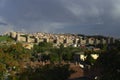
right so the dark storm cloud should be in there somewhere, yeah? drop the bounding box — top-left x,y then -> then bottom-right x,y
0,22 -> 7,25
0,0 -> 120,37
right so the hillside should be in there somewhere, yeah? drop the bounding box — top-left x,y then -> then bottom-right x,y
0,35 -> 14,42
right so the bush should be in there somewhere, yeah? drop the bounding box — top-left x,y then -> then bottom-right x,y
19,64 -> 73,80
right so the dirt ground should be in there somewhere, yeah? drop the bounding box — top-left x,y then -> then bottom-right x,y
68,63 -> 84,80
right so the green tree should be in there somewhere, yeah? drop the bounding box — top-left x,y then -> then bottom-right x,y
62,47 -> 74,61
57,44 -> 64,64
49,53 -> 59,63
19,64 -> 73,80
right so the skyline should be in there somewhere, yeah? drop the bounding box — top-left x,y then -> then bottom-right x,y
0,0 -> 120,38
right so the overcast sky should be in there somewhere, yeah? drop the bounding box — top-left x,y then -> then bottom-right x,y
0,0 -> 120,38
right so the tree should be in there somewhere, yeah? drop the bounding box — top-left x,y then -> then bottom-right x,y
92,48 -> 120,80
62,47 -> 74,61
57,44 -> 64,64
32,42 -> 53,62
0,63 -> 6,80
0,43 -> 31,80
49,53 -> 59,64
19,64 -> 73,80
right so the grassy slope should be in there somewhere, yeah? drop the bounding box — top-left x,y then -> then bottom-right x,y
0,35 -> 14,42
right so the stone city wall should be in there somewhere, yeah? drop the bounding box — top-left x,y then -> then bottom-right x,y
9,31 -> 115,47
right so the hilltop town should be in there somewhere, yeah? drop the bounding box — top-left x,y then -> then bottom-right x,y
7,31 -> 116,48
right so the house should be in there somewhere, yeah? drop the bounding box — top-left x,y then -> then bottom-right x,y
74,52 -> 86,62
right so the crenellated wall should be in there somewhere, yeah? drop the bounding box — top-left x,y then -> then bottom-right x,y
9,31 -> 116,47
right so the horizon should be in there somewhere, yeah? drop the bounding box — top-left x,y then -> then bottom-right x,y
2,31 -> 118,39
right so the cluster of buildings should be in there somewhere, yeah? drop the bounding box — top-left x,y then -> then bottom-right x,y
9,31 -> 116,48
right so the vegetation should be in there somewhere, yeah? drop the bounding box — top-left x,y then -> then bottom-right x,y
89,41 -> 120,80
19,64 -> 73,80
0,42 -> 31,80
0,35 -> 14,42
98,49 -> 120,80
0,42 -> 76,80
0,38 -> 120,80
32,42 -> 81,64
